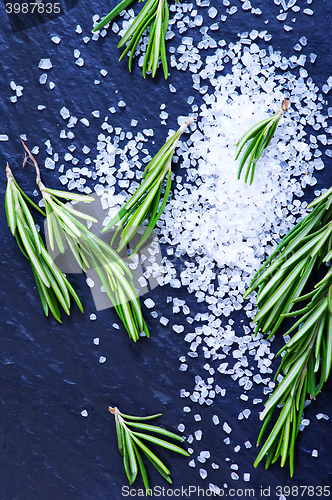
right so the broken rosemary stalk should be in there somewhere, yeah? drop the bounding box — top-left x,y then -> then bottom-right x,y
244,184 -> 332,338
245,187 -> 332,474
235,98 -> 289,184
254,269 -> 332,476
102,117 -> 193,253
23,142 -> 148,341
93,0 -> 171,79
109,406 -> 189,492
5,165 -> 83,322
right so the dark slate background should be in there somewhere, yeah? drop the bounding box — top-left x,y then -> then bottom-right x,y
0,1 -> 331,499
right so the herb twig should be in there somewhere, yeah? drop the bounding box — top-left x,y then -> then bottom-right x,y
246,187 -> 332,474
93,0 -> 171,79
22,142 -> 149,341
235,99 -> 289,184
5,165 -> 83,322
109,406 -> 189,492
102,117 -> 193,253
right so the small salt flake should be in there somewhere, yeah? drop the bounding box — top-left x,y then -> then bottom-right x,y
231,472 -> 239,480
10,96 -> 17,103
223,422 -> 232,434
211,463 -> 219,469
45,158 -> 55,170
244,440 -> 252,449
144,298 -> 155,309
86,277 -> 94,288
131,119 -> 138,127
169,84 -> 176,93
76,58 -> 84,66
194,414 -> 201,421
212,415 -> 219,425
39,74 -> 47,84
0,135 -> 9,141
49,82 -> 55,89
303,8 -> 313,15
160,316 -> 169,326
99,356 -> 106,363
80,118 -> 90,127
51,36 -> 61,44
60,107 -> 70,119
178,423 -> 185,432
183,406 -> 191,412
38,58 -> 52,70
76,25 -> 83,34
189,459 -> 196,467
224,437 -> 230,445
244,473 -> 250,482
113,323 -> 120,329
195,430 -> 202,440
93,337 -> 100,345
74,49 -> 80,58
199,469 -> 207,479
90,313 -> 97,320
312,449 -> 318,457
173,324 -> 184,333
234,445 -> 241,452
81,409 -> 88,417
208,6 -> 217,18
118,100 -> 126,107
83,36 -> 90,43
100,69 -> 108,77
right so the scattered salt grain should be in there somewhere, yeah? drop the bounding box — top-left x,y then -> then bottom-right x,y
199,469 -> 207,479
223,422 -> 232,434
212,415 -> 219,425
76,25 -> 83,34
90,313 -> 97,320
173,325 -> 184,333
81,409 -> 88,417
76,58 -> 84,66
38,58 -> 52,70
160,316 -> 169,326
39,74 -> 47,84
312,449 -> 318,457
0,135 -> 9,141
93,338 -> 100,345
99,356 -> 106,363
178,423 -> 185,432
144,298 -> 155,309
195,430 -> 202,440
51,36 -> 61,44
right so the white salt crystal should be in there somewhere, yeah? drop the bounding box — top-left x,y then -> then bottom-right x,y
212,415 -> 219,425
74,49 -> 80,58
39,74 -> 47,84
45,158 -> 55,170
76,25 -> 82,34
231,472 -> 239,480
194,414 -> 201,421
100,69 -> 108,77
86,277 -> 94,288
38,58 -> 52,70
195,430 -> 202,440
80,118 -> 90,127
160,316 -> 169,326
178,423 -> 185,432
76,58 -> 84,66
113,323 -> 120,329
244,440 -> 252,448
223,422 -> 232,434
0,135 -> 9,141
312,449 -> 318,457
93,338 -> 100,345
208,6 -> 217,18
81,409 -> 88,417
51,36 -> 61,44
169,84 -> 176,93
60,107 -> 70,119
173,325 -> 184,333
199,469 -> 207,479
189,459 -> 196,467
118,100 -> 126,107
90,313 -> 97,320
49,82 -> 55,89
303,8 -> 313,15
144,298 -> 155,309
244,473 -> 250,481
99,356 -> 106,363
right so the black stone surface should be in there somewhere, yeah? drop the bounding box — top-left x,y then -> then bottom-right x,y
0,1 -> 332,499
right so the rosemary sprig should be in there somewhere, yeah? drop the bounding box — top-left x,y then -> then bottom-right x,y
246,187 -> 332,474
93,0 -> 171,79
254,272 -> 332,476
5,165 -> 83,322
235,99 -> 289,184
102,117 -> 193,253
22,142 -> 148,341
109,406 -> 189,492
244,186 -> 332,339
